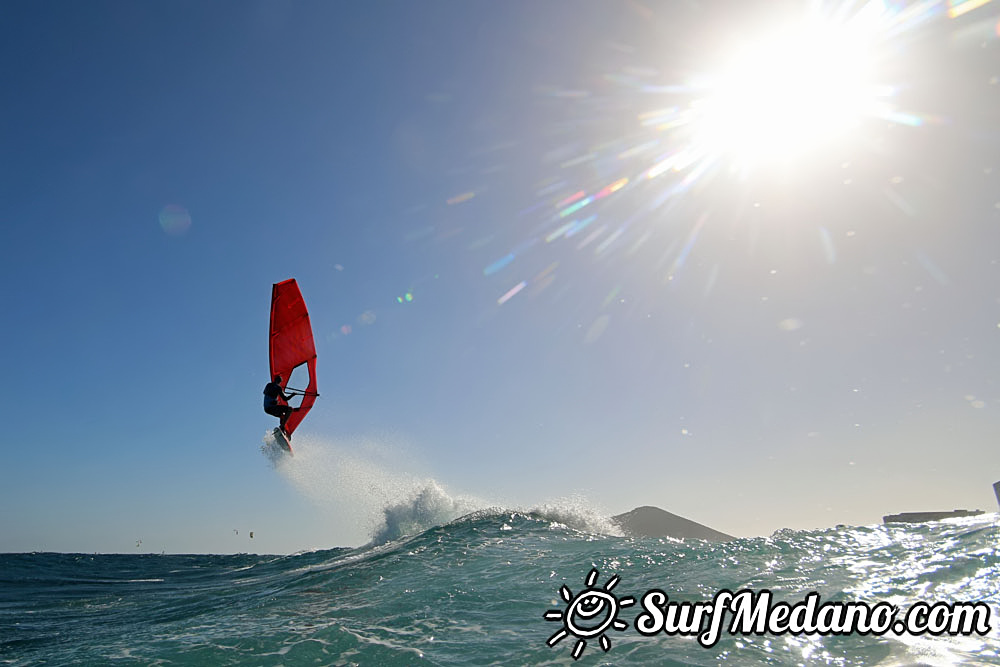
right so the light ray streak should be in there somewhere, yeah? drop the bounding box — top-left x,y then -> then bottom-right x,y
947,0 -> 996,18
670,213 -> 710,277
560,153 -> 597,168
595,177 -> 629,199
914,251 -> 950,285
535,262 -> 559,281
820,227 -> 837,264
484,253 -> 515,276
558,178 -> 628,218
882,187 -> 918,217
559,195 -> 594,218
498,281 -> 527,305
565,215 -> 597,238
595,227 -> 626,255
546,221 -> 577,243
557,190 -> 586,208
617,140 -> 660,160
646,153 -> 683,180
537,181 -> 567,198
577,225 -> 607,250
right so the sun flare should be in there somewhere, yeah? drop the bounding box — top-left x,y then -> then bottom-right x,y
694,16 -> 884,166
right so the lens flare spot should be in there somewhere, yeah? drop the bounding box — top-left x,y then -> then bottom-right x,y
583,314 -> 611,343
447,192 -> 475,205
158,205 -> 191,236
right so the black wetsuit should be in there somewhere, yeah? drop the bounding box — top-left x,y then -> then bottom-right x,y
263,381 -> 293,428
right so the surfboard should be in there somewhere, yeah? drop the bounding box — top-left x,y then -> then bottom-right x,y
272,427 -> 293,454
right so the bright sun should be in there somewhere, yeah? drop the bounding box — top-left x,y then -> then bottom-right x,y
694,16 -> 883,166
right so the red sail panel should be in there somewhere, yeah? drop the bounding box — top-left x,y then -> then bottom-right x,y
269,279 -> 318,437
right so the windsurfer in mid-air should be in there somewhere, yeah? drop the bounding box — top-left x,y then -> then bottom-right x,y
263,374 -> 297,436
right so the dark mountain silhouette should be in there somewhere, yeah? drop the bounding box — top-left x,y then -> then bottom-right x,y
612,506 -> 734,542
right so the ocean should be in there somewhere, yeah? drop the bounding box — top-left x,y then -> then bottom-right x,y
2,504 -> 998,665
4,436 -> 999,665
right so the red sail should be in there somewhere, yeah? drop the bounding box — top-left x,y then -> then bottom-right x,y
269,279 -> 318,437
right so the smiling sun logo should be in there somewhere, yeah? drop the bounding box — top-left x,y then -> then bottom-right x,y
544,568 -> 635,660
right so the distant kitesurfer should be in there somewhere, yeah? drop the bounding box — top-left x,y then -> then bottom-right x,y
263,374 -> 297,435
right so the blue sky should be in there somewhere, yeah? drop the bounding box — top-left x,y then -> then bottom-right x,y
2,0 -> 999,554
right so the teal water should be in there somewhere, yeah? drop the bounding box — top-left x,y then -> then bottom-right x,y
2,509 -> 998,665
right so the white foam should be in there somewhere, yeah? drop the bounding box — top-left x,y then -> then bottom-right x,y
371,481 -> 482,545
528,495 -> 624,537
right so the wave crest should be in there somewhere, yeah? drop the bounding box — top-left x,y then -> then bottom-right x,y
370,481 -> 481,545
267,435 -> 623,548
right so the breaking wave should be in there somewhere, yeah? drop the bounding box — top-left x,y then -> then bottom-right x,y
263,431 -> 622,546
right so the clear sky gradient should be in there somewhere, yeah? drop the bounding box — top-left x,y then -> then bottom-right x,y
2,0 -> 999,554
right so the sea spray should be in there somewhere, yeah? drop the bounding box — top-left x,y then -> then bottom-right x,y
370,481 -> 483,545
263,432 -> 625,545
264,432 -> 491,545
